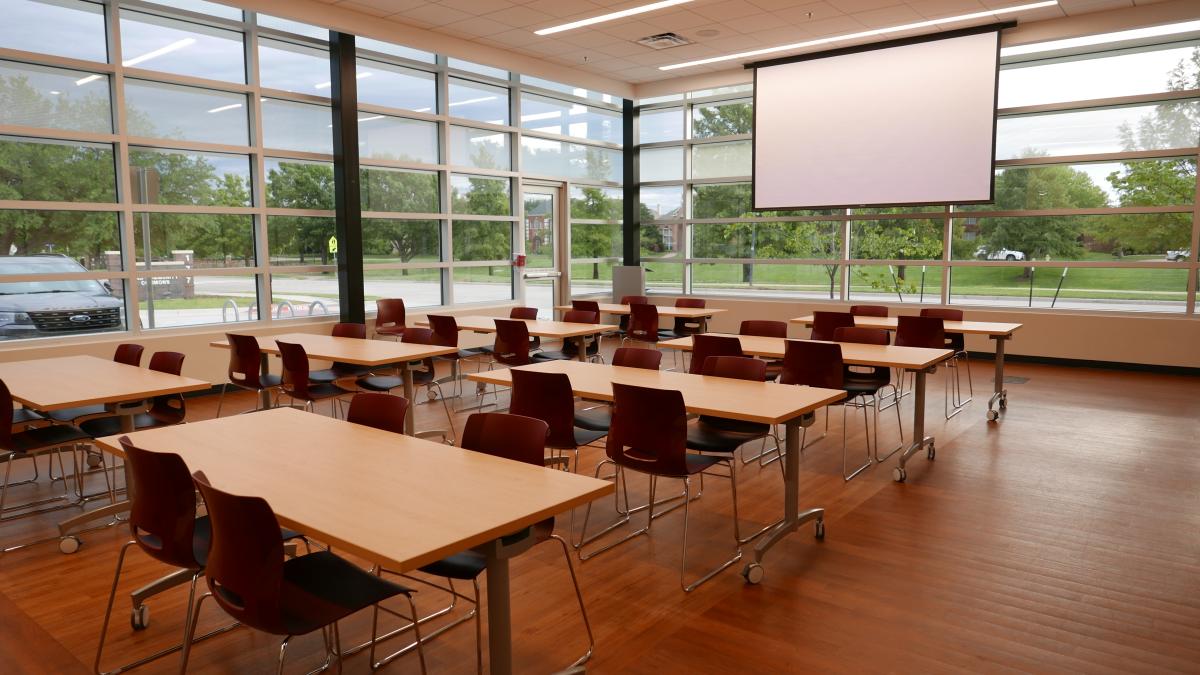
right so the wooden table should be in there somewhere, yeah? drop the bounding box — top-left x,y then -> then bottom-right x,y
93,408 -> 611,675
418,316 -> 616,362
660,335 -> 953,483
791,315 -> 1023,421
210,333 -> 456,434
468,360 -> 845,584
555,303 -> 727,332
0,355 -> 210,550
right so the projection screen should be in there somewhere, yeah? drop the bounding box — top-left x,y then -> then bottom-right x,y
752,26 -> 1003,210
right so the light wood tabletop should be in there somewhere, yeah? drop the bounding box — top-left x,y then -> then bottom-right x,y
659,334 -> 954,371
0,355 -> 211,411
468,359 -> 845,425
553,303 -> 728,319
209,332 -> 457,366
421,315 -> 617,339
93,407 -> 613,573
790,315 -> 1022,336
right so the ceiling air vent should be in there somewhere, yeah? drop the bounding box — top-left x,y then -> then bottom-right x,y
636,32 -> 692,50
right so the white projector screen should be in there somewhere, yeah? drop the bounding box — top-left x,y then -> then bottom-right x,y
752,28 -> 1002,210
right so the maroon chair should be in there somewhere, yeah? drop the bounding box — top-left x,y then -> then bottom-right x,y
616,294 -> 648,336
215,333 -> 281,417
780,340 -> 872,481
851,305 -> 889,317
511,369 -> 606,474
577,383 -> 741,592
276,341 -> 354,416
688,334 -> 744,375
427,314 -> 488,398
510,306 -> 542,352
659,298 -> 707,340
622,303 -> 660,347
365,412 -> 593,672
921,308 -> 973,418
833,326 -> 904,464
346,392 -> 408,435
573,348 -> 662,433
492,319 -> 554,368
810,311 -> 856,342
739,320 -> 787,381
539,309 -> 602,362
571,300 -> 600,315
310,323 -> 372,384
80,351 -> 188,437
374,298 -> 406,340
47,343 -> 145,424
362,328 -> 456,442
182,472 -> 425,673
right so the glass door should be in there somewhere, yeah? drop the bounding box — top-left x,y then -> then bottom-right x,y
521,184 -> 564,318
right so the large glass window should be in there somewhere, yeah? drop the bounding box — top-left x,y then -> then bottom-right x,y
999,44 -> 1200,108
265,159 -> 334,209
258,40 -> 330,96
640,107 -> 684,144
359,114 -> 438,164
0,61 -> 112,133
0,136 -> 116,202
448,78 -> 508,125
261,99 -> 332,153
129,148 -> 251,206
4,0 -> 107,63
520,93 -> 621,143
125,80 -> 249,145
120,11 -> 246,83
361,167 -> 439,214
357,59 -> 436,112
520,137 -> 620,182
996,101 -> 1200,159
450,126 -> 510,170
450,175 -> 511,216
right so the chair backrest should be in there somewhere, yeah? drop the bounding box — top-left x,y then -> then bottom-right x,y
810,311 -> 856,342
612,347 -> 661,370
426,315 -> 460,348
559,309 -> 600,357
562,309 -> 598,324
276,341 -> 314,400
0,380 -> 16,450
192,471 -> 288,635
225,333 -> 268,390
332,322 -> 366,339
702,355 -> 765,381
850,305 -> 889,317
346,392 -> 409,435
833,326 -> 890,346
780,340 -> 844,389
739,320 -> 787,338
119,436 -> 202,569
509,369 -> 578,449
146,351 -> 186,425
400,326 -> 438,371
627,303 -> 659,344
113,343 -> 145,367
571,300 -> 600,314
671,297 -> 706,334
689,333 -> 744,375
493,319 -> 532,366
375,299 -> 406,333
919,308 -> 964,350
618,296 -> 648,331
895,316 -> 945,349
460,413 -> 549,467
509,307 -> 538,320
607,383 -> 688,476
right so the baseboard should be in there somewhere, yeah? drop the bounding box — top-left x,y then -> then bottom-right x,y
965,351 -> 1200,377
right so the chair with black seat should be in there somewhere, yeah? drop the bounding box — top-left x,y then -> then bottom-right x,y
215,333 -> 282,418
509,306 -> 542,353
809,310 -> 856,341
181,472 -> 426,674
573,348 -> 661,435
80,351 -> 188,438
620,302 -> 661,350
426,314 -> 484,400
355,327 -> 456,443
477,319 -> 554,408
739,320 -> 788,381
45,343 -> 145,425
95,437 -> 307,674
920,308 -> 972,418
895,314 -> 949,415
780,340 -> 874,481
685,356 -> 784,543
276,341 -> 354,417
363,412 -> 593,673
309,323 -> 373,385
688,333 -> 744,375
374,298 -> 406,341
510,369 -> 606,474
537,309 -> 602,363
571,299 -> 600,314
614,294 -> 648,339
577,383 -> 742,592
658,298 -> 707,340
851,305 -> 889,317
834,326 -> 904,463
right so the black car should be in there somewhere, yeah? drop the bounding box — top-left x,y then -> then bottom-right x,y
0,255 -> 124,339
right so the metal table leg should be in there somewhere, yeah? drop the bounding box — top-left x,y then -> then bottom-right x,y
575,336 -> 588,362
401,363 -> 415,435
741,415 -> 824,584
475,532 -> 537,675
258,353 -> 272,410
892,369 -> 935,482
986,335 -> 1009,422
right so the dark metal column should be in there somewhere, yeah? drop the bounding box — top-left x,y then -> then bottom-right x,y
622,98 -> 640,266
330,31 -> 365,323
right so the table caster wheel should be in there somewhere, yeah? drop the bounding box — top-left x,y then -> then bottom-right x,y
999,396 -> 1007,410
742,563 -> 764,585
59,536 -> 81,554
426,389 -> 438,402
986,409 -> 999,422
814,520 -> 825,540
926,445 -> 936,461
86,452 -> 102,469
892,467 -> 906,483
131,604 -> 150,631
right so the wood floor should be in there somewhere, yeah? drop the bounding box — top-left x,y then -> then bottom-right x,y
1,351 -> 1198,674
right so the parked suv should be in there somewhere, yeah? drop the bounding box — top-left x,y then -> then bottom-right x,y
1166,249 -> 1191,262
0,255 -> 123,340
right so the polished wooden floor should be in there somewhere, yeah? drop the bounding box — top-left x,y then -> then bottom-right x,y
1,350 -> 1198,674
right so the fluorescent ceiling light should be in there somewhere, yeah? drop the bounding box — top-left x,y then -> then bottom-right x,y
449,96 -> 496,107
123,38 -> 196,68
75,74 -> 102,86
207,103 -> 242,113
1002,19 -> 1200,56
535,0 -> 693,36
661,0 -> 1059,71
314,72 -> 373,90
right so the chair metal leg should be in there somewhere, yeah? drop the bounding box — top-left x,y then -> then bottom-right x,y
680,476 -> 743,592
215,383 -> 228,418
727,457 -> 783,545
549,534 -> 594,667
842,400 -> 872,482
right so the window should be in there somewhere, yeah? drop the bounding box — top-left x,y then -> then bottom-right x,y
357,38 -> 435,64
448,78 -> 508,125
691,101 -> 751,138
261,99 -> 331,153
125,80 -> 249,145
449,126 -> 510,170
360,115 -> 438,164
448,59 -> 507,80
450,174 -> 511,216
140,1 -> 243,21
0,136 -> 116,202
640,146 -> 683,182
996,102 -> 1200,159
520,93 -> 621,144
119,12 -> 246,83
3,0 -> 107,63
0,210 -> 120,268
520,137 -> 620,182
265,159 -> 334,209
356,59 -> 436,113
570,185 -> 622,298
640,107 -> 684,143
0,61 -> 112,133
998,43 -> 1200,108
258,40 -> 330,96
691,141 -> 751,179
257,14 -> 327,41
129,148 -> 251,206
361,167 -> 439,214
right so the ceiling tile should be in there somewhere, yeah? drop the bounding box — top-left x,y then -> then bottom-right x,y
483,5 -> 550,28
724,13 -> 788,32
522,0 -> 606,21
828,0 -> 907,11
851,4 -> 927,27
438,0 -> 515,12
394,3 -> 474,25
772,2 -> 846,24
337,0 -> 429,15
692,0 -> 768,22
